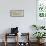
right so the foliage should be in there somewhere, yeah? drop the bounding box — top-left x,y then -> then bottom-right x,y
32,24 -> 45,30
40,26 -> 45,29
32,25 -> 39,30
33,32 -> 46,39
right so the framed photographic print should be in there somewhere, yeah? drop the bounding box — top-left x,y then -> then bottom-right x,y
10,10 -> 24,17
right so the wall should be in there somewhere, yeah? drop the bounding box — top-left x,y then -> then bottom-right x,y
0,0 -> 36,42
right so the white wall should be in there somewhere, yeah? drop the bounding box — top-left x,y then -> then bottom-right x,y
0,0 -> 36,42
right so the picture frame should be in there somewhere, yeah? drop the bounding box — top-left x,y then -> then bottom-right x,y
10,10 -> 24,17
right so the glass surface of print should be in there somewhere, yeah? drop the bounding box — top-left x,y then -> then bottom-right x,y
10,10 -> 24,17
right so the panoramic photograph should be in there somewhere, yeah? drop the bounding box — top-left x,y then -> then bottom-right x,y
0,0 -> 46,46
